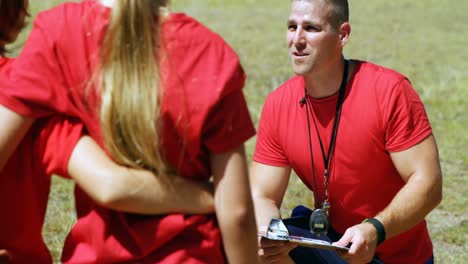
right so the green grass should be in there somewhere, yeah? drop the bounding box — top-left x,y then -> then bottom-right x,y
11,0 -> 467,263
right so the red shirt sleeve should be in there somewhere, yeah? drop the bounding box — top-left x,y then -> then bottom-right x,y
33,116 -> 84,178
0,8 -> 77,118
162,16 -> 256,154
383,78 -> 432,152
203,88 -> 256,153
253,94 -> 289,166
198,39 -> 256,153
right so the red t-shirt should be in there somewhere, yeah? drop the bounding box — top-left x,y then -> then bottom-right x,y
0,56 -> 10,69
0,1 -> 255,263
1,57 -> 83,264
254,61 -> 433,263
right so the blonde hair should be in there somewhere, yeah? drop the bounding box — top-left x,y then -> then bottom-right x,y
99,0 -> 167,173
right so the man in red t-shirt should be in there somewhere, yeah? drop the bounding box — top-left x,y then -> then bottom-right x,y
251,0 -> 442,263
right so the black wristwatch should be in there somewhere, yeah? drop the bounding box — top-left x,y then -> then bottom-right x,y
363,217 -> 386,246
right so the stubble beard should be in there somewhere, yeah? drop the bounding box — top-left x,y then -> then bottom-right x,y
291,58 -> 312,76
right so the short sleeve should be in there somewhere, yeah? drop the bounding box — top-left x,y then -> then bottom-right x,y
384,78 -> 432,152
203,89 -> 255,153
33,117 -> 84,178
253,95 -> 289,166
0,11 -> 72,118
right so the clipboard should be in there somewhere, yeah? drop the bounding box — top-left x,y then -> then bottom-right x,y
259,218 -> 349,252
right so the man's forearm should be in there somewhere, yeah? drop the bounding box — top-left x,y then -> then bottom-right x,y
253,197 -> 282,232
376,136 -> 443,240
375,171 -> 442,239
249,162 -> 291,231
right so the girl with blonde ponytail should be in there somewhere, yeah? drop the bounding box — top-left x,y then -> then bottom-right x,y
0,0 -> 259,263
99,0 -> 165,172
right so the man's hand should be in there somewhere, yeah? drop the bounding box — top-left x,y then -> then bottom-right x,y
258,236 -> 297,263
333,223 -> 378,264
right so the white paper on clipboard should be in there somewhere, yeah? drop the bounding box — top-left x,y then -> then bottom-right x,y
259,218 -> 349,252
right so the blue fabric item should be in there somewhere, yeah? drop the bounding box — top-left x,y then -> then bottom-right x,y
291,205 -> 313,218
424,255 -> 434,264
286,205 -> 385,264
286,205 -> 434,264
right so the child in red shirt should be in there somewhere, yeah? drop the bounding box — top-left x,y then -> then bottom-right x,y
0,1 -> 216,263
0,1 -> 258,263
0,2 -> 80,262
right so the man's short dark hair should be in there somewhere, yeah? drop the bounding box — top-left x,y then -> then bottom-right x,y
291,0 -> 349,29
326,0 -> 349,29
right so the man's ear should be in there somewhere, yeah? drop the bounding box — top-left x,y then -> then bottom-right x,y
339,22 -> 351,47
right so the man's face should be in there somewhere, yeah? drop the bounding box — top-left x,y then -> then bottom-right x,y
286,0 -> 343,76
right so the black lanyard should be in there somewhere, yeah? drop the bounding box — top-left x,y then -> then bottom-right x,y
304,59 -> 349,209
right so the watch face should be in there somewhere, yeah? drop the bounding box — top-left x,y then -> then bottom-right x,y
310,209 -> 329,235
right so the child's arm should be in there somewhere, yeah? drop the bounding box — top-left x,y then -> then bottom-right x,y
211,145 -> 259,264
68,136 -> 214,214
0,105 -> 34,171
35,117 -> 214,215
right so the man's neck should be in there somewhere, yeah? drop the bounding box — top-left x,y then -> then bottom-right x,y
303,59 -> 354,99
